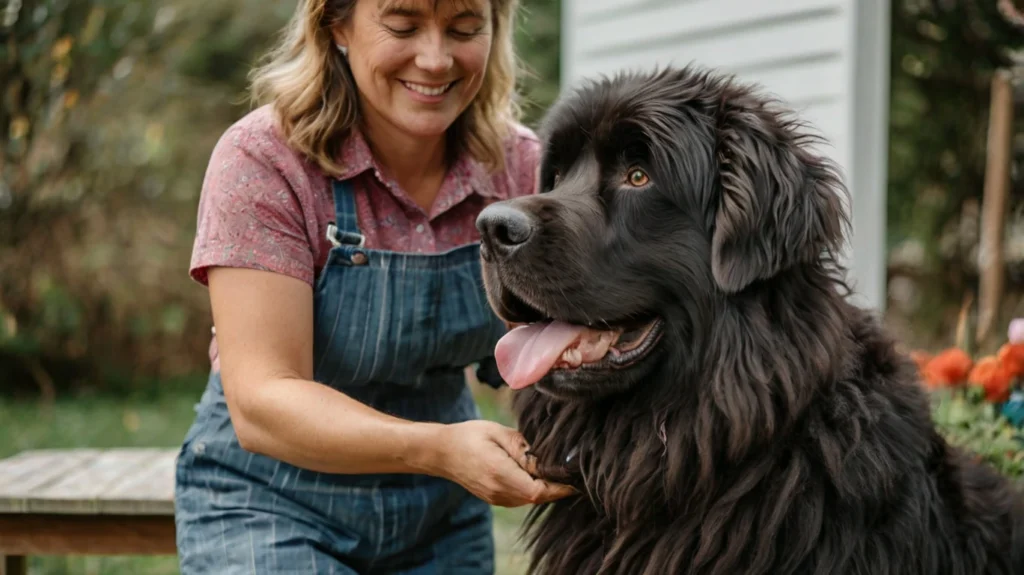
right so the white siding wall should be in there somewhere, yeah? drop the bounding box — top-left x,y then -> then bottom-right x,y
560,0 -> 890,311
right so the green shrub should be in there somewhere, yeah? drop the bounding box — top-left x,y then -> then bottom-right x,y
931,387 -> 1024,479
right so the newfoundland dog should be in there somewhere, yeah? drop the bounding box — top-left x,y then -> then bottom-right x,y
475,65 -> 1024,574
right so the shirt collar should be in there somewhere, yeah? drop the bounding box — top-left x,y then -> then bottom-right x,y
334,127 -> 501,212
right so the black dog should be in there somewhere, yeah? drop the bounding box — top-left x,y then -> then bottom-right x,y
475,65 -> 1024,574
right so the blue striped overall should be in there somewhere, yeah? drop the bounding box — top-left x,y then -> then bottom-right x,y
174,178 -> 509,574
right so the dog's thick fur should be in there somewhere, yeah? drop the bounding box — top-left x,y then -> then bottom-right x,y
477,66 -> 1024,574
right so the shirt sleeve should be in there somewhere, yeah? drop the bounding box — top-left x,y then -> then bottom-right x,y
509,124 -> 542,198
189,126 -> 315,287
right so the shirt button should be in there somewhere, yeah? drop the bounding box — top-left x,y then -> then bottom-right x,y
351,252 -> 368,265
416,224 -> 425,233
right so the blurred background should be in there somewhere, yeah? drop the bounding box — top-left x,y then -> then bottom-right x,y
0,0 -> 1022,573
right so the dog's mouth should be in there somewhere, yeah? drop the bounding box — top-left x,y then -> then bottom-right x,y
493,290 -> 665,390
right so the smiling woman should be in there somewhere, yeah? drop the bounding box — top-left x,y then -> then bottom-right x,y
340,0 -> 491,119
172,0 -> 575,573
249,0 -> 521,207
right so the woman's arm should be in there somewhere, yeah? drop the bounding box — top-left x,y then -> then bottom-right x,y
207,266 -> 573,507
209,265 -> 431,474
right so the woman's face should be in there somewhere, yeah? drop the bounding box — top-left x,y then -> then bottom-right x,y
334,0 -> 494,142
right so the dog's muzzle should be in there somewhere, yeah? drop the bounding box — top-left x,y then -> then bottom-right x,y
476,203 -> 536,260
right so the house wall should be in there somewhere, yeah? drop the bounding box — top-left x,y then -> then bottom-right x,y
559,0 -> 891,311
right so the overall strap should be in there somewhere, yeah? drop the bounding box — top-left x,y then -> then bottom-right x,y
327,179 -> 365,247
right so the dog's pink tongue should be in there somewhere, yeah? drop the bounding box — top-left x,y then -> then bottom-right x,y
495,321 -> 586,389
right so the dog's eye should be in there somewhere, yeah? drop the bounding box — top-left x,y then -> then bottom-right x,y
626,168 -> 650,188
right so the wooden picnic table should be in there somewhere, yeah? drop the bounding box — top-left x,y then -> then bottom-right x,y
0,447 -> 178,575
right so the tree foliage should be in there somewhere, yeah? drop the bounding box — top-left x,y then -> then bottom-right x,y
0,0 -> 294,393
885,0 -> 1024,345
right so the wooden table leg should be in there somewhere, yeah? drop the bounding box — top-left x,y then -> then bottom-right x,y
2,555 -> 27,575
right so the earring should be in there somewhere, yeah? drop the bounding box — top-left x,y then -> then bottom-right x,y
336,43 -> 348,56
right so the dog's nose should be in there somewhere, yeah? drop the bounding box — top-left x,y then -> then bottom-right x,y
476,203 -> 535,256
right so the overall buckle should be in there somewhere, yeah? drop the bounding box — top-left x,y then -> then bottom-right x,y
326,222 -> 366,248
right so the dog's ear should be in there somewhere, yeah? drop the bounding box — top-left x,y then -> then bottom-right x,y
710,96 -> 849,293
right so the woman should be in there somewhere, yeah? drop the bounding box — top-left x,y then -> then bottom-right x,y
173,0 -> 574,572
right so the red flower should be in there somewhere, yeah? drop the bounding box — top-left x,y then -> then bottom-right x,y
922,348 -> 973,389
967,356 -> 1013,403
996,342 -> 1024,379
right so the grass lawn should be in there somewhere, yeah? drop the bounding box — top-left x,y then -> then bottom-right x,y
0,377 -> 533,575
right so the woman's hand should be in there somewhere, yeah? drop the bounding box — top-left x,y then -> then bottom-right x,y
428,420 -> 577,507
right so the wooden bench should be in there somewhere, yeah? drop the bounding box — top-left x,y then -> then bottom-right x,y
0,448 -> 178,575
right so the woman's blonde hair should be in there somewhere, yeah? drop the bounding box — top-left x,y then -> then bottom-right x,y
249,0 -> 523,175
